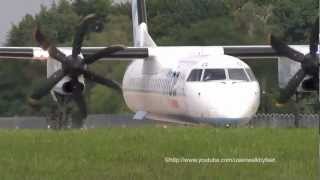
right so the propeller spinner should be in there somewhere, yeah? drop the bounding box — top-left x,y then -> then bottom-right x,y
30,14 -> 124,121
270,17 -> 319,105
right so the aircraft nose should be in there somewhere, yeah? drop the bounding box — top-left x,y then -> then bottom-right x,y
186,81 -> 260,126
208,83 -> 260,125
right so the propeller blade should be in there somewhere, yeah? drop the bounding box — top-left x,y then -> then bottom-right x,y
30,69 -> 66,100
71,81 -> 87,121
278,68 -> 306,104
310,17 -> 319,55
33,27 -> 50,50
72,14 -> 97,57
48,46 -> 68,64
83,70 -> 122,92
270,35 -> 305,63
83,46 -> 125,64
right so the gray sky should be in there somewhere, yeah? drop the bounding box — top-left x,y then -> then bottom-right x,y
0,0 -> 56,45
0,0 -> 129,45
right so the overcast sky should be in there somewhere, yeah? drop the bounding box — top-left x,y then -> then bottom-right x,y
0,0 -> 57,45
0,0 -> 129,45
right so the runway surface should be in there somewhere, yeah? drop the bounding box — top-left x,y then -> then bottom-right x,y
0,114 -> 153,129
0,114 -> 318,129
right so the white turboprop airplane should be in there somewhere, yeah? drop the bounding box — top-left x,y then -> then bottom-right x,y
0,0 -> 317,127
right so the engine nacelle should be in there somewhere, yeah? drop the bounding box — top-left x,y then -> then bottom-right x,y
47,48 -> 86,95
51,76 -> 85,95
62,80 -> 85,94
277,46 -> 310,92
301,77 -> 319,91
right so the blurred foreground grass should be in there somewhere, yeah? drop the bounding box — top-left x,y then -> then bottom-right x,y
0,127 -> 317,180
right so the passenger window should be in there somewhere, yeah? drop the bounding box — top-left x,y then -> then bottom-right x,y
203,69 -> 226,81
187,69 -> 202,82
245,68 -> 256,81
228,69 -> 249,81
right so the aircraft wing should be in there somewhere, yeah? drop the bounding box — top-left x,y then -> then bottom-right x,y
85,45 -> 307,60
81,47 -> 148,59
0,47 -> 149,61
0,47 -> 35,60
224,46 -> 277,59
0,45 -> 309,61
223,45 -> 309,60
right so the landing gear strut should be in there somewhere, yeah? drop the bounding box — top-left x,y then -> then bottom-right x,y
46,93 -> 85,129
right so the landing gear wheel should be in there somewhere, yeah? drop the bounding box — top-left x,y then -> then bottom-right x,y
71,109 -> 85,129
46,104 -> 72,130
46,93 -> 73,129
45,92 -> 88,129
225,123 -> 231,128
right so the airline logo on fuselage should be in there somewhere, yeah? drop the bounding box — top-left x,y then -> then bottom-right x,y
169,99 -> 179,109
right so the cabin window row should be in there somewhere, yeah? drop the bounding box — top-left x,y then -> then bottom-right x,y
126,78 -> 184,96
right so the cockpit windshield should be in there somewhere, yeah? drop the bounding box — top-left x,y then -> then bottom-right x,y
187,68 -> 255,82
245,68 -> 256,81
203,69 -> 226,81
187,69 -> 202,82
228,69 -> 249,81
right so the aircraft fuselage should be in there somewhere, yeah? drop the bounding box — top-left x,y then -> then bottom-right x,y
122,47 -> 260,126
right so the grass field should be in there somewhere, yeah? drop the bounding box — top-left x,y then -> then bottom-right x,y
0,127 -> 318,180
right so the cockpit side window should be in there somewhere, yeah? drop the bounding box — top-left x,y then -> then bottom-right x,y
187,69 -> 203,82
203,69 -> 226,81
245,68 -> 256,81
228,69 -> 249,81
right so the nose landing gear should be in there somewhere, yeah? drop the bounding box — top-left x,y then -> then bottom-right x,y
225,123 -> 231,128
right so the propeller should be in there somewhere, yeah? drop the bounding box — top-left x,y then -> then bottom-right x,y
270,17 -> 319,105
30,14 -> 124,121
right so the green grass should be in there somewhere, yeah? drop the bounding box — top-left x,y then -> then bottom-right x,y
0,127 -> 317,180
